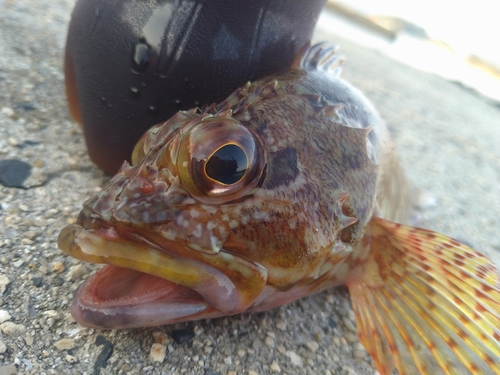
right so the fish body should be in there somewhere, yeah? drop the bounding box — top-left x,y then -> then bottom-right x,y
59,44 -> 500,375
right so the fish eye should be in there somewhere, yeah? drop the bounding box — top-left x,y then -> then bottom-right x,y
205,144 -> 248,185
176,118 -> 266,203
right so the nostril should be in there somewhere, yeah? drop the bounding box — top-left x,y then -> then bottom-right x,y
139,180 -> 153,194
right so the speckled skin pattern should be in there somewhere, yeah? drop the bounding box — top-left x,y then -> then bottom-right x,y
58,44 -> 500,375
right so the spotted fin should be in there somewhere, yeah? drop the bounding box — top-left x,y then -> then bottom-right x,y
346,216 -> 500,375
292,42 -> 344,76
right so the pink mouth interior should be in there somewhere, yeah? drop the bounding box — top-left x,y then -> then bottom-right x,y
71,265 -> 225,329
79,265 -> 205,307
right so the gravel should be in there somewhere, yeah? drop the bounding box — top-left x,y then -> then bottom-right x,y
1,0 -> 499,374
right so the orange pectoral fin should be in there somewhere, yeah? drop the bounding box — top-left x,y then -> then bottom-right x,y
346,216 -> 500,375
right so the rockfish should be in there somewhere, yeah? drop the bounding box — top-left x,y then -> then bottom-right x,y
58,43 -> 500,375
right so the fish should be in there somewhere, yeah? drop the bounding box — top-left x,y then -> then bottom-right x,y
58,43 -> 500,375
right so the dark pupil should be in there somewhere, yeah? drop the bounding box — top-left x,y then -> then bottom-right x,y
205,144 -> 247,184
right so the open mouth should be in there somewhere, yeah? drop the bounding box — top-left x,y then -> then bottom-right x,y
58,224 -> 267,329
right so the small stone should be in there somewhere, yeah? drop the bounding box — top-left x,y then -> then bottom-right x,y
7,137 -> 19,146
152,331 -> 169,344
33,277 -> 43,287
0,340 -> 7,354
65,354 -> 78,363
170,329 -> 194,344
0,159 -> 32,188
94,335 -> 114,374
45,208 -> 59,218
0,274 -> 10,294
341,365 -> 357,375
1,107 -> 15,117
149,343 -> 166,362
306,340 -> 319,352
25,334 -> 34,346
67,264 -> 89,280
54,338 -> 76,351
270,360 -> 281,372
345,332 -> 358,343
52,261 -> 65,272
13,259 -> 23,268
343,316 -> 356,333
0,322 -> 27,336
248,371 -> 259,375
275,320 -> 286,331
0,364 -> 16,375
328,317 -> 337,328
286,351 -> 303,367
277,345 -> 286,354
264,336 -> 275,348
0,310 -> 11,324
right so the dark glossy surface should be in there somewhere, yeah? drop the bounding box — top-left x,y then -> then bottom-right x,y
65,0 -> 327,173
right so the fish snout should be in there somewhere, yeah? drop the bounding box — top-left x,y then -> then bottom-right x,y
84,162 -> 190,225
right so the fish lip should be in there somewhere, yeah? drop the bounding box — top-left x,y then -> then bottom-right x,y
58,222 -> 268,328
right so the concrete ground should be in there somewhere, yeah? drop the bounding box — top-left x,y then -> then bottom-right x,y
0,1 -> 499,374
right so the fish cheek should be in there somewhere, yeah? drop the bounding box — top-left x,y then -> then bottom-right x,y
225,218 -> 318,286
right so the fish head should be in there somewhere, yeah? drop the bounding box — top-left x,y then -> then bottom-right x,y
59,44 -> 381,328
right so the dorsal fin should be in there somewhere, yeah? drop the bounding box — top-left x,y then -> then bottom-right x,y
292,42 -> 344,77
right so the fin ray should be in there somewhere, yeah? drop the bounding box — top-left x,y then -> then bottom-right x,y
346,217 -> 500,375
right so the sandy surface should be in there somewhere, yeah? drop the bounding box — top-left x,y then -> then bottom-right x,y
1,1 -> 499,374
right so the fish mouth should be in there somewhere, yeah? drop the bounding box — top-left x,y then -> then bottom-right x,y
58,224 -> 268,329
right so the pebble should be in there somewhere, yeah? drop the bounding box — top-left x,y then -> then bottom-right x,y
248,371 -> 259,375
306,340 -> 319,352
286,351 -> 303,367
264,336 -> 275,348
1,107 -> 15,117
152,331 -> 170,344
170,328 -> 194,344
345,332 -> 358,344
0,364 -> 16,375
0,322 -> 27,336
67,264 -> 89,280
65,354 -> 78,364
25,334 -> 34,346
149,343 -> 166,363
275,320 -> 286,331
44,208 -> 59,218
0,159 -> 32,188
52,261 -> 65,272
94,335 -> 114,374
0,274 -> 10,294
270,360 -> 281,373
353,345 -> 366,359
0,310 -> 11,324
343,316 -> 357,333
0,340 -> 6,354
54,338 -> 76,350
